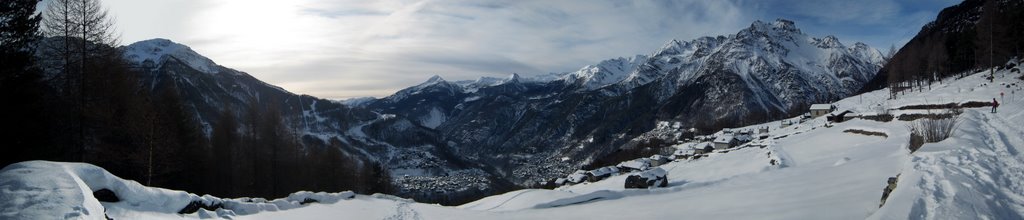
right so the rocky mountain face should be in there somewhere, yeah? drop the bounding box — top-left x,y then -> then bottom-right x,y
367,19 -> 883,186
869,0 -> 1024,91
118,19 -> 881,203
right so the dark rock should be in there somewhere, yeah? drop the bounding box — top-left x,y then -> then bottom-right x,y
624,169 -> 668,189
300,198 -> 319,205
178,200 -> 223,214
92,189 -> 119,203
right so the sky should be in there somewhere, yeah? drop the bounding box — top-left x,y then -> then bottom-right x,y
44,0 -> 962,99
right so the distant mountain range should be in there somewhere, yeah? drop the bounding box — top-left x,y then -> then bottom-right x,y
118,19 -> 882,204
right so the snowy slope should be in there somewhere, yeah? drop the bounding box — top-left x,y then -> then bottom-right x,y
5,68 -> 1020,219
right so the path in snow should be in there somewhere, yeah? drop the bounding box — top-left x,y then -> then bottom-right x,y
900,110 -> 1024,220
384,201 -> 421,220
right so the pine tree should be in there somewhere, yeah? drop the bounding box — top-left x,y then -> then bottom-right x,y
211,108 -> 239,196
0,0 -> 49,168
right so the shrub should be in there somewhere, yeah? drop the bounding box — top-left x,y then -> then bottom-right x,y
906,109 -> 960,152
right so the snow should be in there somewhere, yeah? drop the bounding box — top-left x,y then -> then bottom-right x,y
810,104 -> 834,110
339,97 -> 376,107
562,55 -> 647,90
0,161 -> 358,219
3,69 -> 1024,219
713,134 -> 735,144
122,38 -> 222,74
616,158 -> 651,171
418,107 -> 446,129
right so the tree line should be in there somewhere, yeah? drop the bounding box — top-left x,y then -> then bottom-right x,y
1,0 -> 391,199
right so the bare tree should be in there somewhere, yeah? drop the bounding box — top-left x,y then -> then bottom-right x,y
40,0 -> 118,161
883,44 -> 897,65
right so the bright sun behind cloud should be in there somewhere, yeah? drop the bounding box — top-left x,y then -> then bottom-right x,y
190,0 -> 332,67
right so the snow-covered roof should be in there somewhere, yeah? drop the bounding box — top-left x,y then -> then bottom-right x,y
634,167 -> 667,180
673,148 -> 693,155
650,155 -> 667,161
735,134 -> 754,142
588,167 -> 619,177
714,135 -> 735,144
809,104 -> 833,110
617,158 -> 651,170
567,170 -> 588,183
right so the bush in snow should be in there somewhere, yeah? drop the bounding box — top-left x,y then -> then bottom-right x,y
906,109 -> 961,152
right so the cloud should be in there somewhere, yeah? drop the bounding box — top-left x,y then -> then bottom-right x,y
91,0 -> 961,99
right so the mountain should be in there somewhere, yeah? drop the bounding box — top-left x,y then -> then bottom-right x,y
11,65 -> 1023,219
119,39 -> 512,204
107,19 -> 881,203
367,19 -> 883,187
562,55 -> 648,91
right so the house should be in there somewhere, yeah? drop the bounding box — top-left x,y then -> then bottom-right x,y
735,133 -> 754,144
809,104 -> 836,118
617,158 -> 652,172
843,113 -> 859,121
695,142 -> 714,154
721,129 -> 735,135
672,148 -> 693,160
649,155 -> 670,166
713,135 -> 738,149
554,178 -> 567,186
826,110 -> 855,122
566,170 -> 588,184
586,166 -> 619,182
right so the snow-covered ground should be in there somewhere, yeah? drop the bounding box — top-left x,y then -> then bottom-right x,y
2,69 -> 1022,219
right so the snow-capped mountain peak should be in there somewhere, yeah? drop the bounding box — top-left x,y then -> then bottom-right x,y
746,19 -> 802,35
422,74 -> 446,85
563,55 -> 648,90
770,18 -> 800,33
814,35 -> 844,48
121,38 -> 221,74
499,73 -> 522,85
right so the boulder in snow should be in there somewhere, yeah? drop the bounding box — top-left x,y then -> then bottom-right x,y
624,168 -> 668,189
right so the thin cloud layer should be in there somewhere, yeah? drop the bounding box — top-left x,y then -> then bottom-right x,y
87,0 -> 959,99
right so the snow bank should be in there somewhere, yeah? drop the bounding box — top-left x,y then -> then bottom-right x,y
0,161 -> 106,220
0,161 -> 356,219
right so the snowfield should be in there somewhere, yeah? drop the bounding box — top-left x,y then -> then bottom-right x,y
2,69 -> 1022,219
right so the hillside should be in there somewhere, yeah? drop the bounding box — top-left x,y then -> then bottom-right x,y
4,60 -> 1020,220
871,0 -> 1024,92
366,19 -> 883,189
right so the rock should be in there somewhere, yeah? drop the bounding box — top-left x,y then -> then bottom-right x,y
178,200 -> 224,214
300,198 -> 319,205
624,168 -> 668,189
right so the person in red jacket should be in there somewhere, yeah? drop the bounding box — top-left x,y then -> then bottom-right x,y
992,98 -> 999,113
